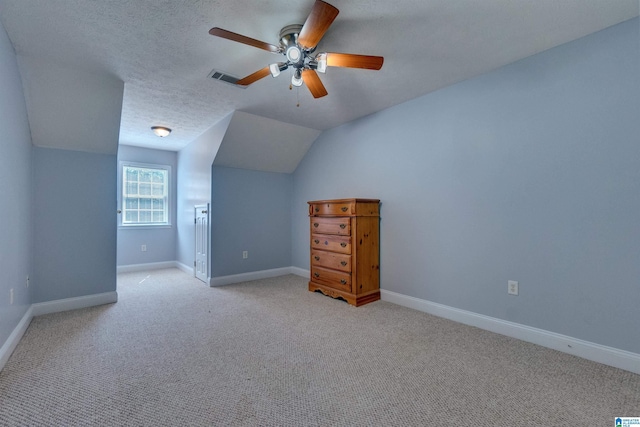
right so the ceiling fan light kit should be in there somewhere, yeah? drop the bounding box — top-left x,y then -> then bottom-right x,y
208,0 -> 383,99
269,62 -> 288,78
315,53 -> 327,73
286,45 -> 302,63
292,69 -> 304,87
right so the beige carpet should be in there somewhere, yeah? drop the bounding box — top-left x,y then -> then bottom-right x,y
1,268 -> 638,426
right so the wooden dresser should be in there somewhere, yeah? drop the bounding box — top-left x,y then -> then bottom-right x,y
308,198 -> 380,306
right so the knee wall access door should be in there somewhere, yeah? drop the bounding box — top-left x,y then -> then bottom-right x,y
195,204 -> 209,283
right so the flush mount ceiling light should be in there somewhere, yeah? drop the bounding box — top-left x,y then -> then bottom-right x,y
151,126 -> 171,137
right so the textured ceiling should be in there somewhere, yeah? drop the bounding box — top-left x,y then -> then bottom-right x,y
1,0 -> 638,152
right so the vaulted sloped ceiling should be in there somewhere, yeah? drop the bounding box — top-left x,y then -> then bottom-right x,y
214,111 -> 320,173
1,0 -> 637,153
18,56 -> 124,155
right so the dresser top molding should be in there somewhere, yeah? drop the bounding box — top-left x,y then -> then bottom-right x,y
307,198 -> 380,204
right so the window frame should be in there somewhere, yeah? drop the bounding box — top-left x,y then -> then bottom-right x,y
118,161 -> 172,229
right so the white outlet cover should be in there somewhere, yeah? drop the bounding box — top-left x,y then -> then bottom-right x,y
508,280 -> 519,295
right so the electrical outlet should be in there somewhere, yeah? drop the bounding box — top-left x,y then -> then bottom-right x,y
508,280 -> 519,296
242,251 -> 248,259
9,288 -> 14,305
141,245 -> 147,252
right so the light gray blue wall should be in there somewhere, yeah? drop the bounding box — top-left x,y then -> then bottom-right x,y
0,20 -> 32,347
117,145 -> 177,266
32,147 -> 117,303
211,166 -> 292,277
292,18 -> 640,353
176,113 -> 232,270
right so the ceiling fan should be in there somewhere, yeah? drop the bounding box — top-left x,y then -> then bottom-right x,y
209,0 -> 383,99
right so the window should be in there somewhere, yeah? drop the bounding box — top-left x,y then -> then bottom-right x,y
120,162 -> 170,226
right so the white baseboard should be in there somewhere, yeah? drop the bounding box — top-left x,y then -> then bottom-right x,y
175,261 -> 194,275
210,267 -> 296,287
31,291 -> 118,316
117,261 -> 180,274
290,267 -> 309,278
381,289 -> 640,375
1,291 -> 118,372
0,306 -> 34,372
117,263 -> 307,284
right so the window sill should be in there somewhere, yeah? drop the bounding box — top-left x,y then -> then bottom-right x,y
118,224 -> 173,230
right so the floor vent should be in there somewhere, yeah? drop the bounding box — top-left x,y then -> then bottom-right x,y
208,69 -> 245,87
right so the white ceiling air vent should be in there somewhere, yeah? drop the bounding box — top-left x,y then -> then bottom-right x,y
208,69 -> 246,88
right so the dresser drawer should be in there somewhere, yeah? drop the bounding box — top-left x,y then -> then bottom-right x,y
311,250 -> 351,272
310,217 -> 351,235
309,201 -> 353,216
311,234 -> 351,254
311,267 -> 351,292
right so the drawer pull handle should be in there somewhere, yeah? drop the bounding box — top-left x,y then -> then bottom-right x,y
314,272 -> 320,278
315,207 -> 319,212
341,207 -> 348,212
339,224 -> 346,229
314,256 -> 320,261
340,261 -> 347,266
340,279 -> 347,285
314,239 -> 320,244
340,242 -> 347,248
313,223 -> 319,228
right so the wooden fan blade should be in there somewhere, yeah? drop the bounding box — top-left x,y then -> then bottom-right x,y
302,69 -> 328,98
209,27 -> 280,53
236,66 -> 271,86
326,53 -> 384,70
297,0 -> 339,49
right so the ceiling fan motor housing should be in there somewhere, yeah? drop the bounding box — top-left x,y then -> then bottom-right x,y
280,24 -> 308,66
